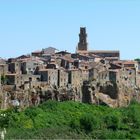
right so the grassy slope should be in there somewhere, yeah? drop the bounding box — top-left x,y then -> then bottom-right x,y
1,100 -> 140,139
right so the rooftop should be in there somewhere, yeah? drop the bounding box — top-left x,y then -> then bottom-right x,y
89,50 -> 120,53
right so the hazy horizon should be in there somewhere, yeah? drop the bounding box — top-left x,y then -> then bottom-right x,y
0,0 -> 140,60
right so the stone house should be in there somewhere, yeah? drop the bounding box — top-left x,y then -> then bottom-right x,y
0,58 -> 6,64
123,61 -> 135,69
136,70 -> 140,88
21,58 -> 44,74
6,73 -> 40,88
79,61 -> 89,81
60,56 -> 74,69
39,69 -> 58,86
109,67 -> 136,88
135,61 -> 140,71
6,73 -> 19,86
81,68 -> 89,81
108,61 -> 136,87
0,64 -> 8,75
32,51 -> 43,57
58,68 -> 68,87
68,69 -> 83,87
109,63 -> 122,70
32,47 -> 58,57
71,53 -> 95,62
21,74 -> 41,89
71,60 -> 79,69
8,62 -> 21,74
104,57 -> 120,64
133,61 -> 140,87
98,70 -> 110,83
55,51 -> 71,57
42,47 -> 58,55
89,67 -> 98,81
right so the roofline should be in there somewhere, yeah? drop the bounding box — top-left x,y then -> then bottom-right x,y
89,50 -> 120,53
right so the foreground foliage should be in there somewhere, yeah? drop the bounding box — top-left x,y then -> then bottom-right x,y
0,100 -> 140,139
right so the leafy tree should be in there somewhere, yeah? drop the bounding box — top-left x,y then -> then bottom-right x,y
134,58 -> 140,62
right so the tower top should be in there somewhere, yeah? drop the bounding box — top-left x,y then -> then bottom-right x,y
77,27 -> 88,53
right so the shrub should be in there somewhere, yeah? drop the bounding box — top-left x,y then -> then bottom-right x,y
80,113 -> 99,133
104,112 -> 121,130
69,118 -> 80,130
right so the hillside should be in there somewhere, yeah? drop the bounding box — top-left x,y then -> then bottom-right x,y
1,100 -> 140,139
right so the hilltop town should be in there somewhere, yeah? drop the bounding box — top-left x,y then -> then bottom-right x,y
0,27 -> 140,109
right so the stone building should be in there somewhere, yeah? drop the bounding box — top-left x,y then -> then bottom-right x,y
98,70 -> 110,83
0,64 -> 8,75
123,61 -> 135,68
58,68 -> 68,87
39,69 -> 58,86
78,61 -> 89,81
89,67 -> 98,81
6,73 -> 40,88
135,61 -> 140,87
60,56 -> 74,69
8,62 -> 21,74
71,53 -> 95,62
6,73 -> 19,86
109,67 -> 136,87
32,50 -> 42,57
55,51 -> 71,57
32,47 -> 58,57
89,50 -> 120,60
21,58 -> 44,74
42,47 -> 58,55
68,69 -> 83,87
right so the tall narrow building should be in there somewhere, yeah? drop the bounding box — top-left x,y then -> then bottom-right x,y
77,27 -> 88,52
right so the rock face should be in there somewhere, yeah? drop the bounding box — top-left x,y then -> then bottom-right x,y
0,84 -> 82,109
81,79 -> 140,107
81,80 -> 118,107
1,78 -> 140,109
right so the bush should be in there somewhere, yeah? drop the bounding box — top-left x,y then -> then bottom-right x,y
104,112 -> 121,130
69,118 -> 80,130
80,113 -> 99,133
39,100 -> 58,111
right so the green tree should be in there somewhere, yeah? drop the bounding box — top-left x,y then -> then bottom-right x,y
134,58 -> 140,62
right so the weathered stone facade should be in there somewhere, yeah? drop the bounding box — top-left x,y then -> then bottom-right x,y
58,69 -> 68,87
68,69 -> 83,87
8,62 -> 21,74
39,69 -> 58,86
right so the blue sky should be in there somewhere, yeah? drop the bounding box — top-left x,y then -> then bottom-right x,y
0,0 -> 140,59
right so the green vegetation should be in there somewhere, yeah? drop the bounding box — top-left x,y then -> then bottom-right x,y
134,58 -> 140,62
1,74 -> 7,84
0,100 -> 140,139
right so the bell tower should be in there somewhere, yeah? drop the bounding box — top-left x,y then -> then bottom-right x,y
77,27 -> 88,52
